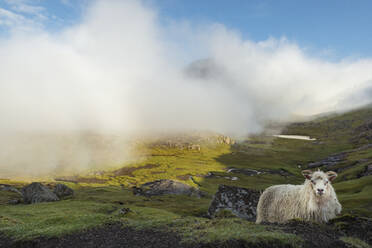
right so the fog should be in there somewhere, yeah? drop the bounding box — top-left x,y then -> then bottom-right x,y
1,0 -> 372,178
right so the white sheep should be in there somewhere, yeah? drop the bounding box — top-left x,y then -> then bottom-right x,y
256,170 -> 342,223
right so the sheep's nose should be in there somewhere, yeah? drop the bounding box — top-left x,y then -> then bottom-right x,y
317,189 -> 324,194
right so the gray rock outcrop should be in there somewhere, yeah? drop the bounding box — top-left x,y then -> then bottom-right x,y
226,167 -> 293,177
54,183 -> 74,198
208,185 -> 260,221
132,179 -> 202,197
22,182 -> 59,204
308,152 -> 347,169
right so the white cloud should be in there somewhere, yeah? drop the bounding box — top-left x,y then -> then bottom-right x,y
5,0 -> 45,15
0,0 -> 371,177
60,0 -> 71,6
0,7 -> 38,29
0,0 -> 47,30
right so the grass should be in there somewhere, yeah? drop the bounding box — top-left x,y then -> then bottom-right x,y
0,187 -> 303,246
173,218 -> 302,247
1,105 -> 372,245
0,199 -> 114,240
340,237 -> 371,248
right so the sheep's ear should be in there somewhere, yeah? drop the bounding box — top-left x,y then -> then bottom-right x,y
302,170 -> 313,180
326,171 -> 337,181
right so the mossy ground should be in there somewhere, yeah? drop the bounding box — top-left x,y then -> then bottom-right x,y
1,106 -> 372,246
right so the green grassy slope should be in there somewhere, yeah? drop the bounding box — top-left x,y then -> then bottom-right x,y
1,106 -> 372,246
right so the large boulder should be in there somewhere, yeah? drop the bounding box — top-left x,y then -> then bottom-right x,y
53,183 -> 74,198
208,185 -> 260,221
133,179 -> 202,197
22,182 -> 59,204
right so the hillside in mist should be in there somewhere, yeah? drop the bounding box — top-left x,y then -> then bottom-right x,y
1,105 -> 372,247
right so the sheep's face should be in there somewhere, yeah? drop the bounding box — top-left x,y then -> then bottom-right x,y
302,170 -> 337,197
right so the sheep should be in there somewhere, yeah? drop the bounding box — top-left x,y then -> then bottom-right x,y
256,170 -> 342,224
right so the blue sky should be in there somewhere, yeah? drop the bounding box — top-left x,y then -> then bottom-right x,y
153,0 -> 372,60
0,0 -> 371,60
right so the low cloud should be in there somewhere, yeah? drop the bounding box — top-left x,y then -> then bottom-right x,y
0,0 -> 371,178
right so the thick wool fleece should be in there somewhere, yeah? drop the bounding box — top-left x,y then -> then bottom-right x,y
256,171 -> 341,223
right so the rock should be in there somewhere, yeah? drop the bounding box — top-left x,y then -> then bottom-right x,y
227,168 -> 261,176
0,184 -> 23,196
367,164 -> 372,173
0,184 -> 23,204
208,185 -> 261,221
217,135 -> 235,145
133,179 -> 202,197
307,152 -> 347,169
132,186 -> 143,196
204,172 -> 220,178
355,143 -> 372,151
226,167 -> 293,177
22,182 -> 59,204
8,199 -> 21,205
188,144 -> 201,151
118,208 -> 131,215
308,161 -> 325,168
358,164 -> 372,177
53,184 -> 74,198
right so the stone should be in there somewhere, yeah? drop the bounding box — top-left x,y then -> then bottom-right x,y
226,167 -> 293,177
359,164 -> 372,177
227,168 -> 261,176
0,184 -> 23,196
188,144 -> 201,151
8,199 -> 21,205
132,186 -> 143,196
22,182 -> 59,204
118,208 -> 131,215
54,184 -> 74,198
133,179 -> 202,197
208,185 -> 261,221
307,152 -> 347,169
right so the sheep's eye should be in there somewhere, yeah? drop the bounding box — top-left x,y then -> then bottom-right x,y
311,180 -> 315,184
325,181 -> 328,184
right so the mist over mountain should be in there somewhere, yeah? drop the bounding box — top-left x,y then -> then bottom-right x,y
0,0 -> 372,177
